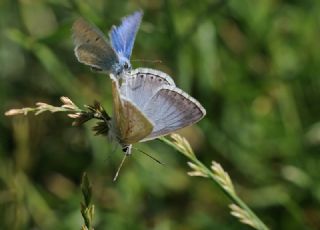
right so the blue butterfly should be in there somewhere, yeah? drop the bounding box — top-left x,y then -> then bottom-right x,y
72,11 -> 143,76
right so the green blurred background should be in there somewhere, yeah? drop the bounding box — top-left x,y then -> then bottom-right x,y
1,0 -> 320,229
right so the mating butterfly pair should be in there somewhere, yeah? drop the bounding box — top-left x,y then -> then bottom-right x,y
72,11 -> 206,158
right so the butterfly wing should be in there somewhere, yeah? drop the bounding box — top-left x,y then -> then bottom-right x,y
140,85 -> 206,141
112,79 -> 154,144
110,11 -> 143,59
120,68 -> 175,109
72,18 -> 119,72
119,68 -> 205,141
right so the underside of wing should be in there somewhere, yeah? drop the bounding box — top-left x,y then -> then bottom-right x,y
120,68 -> 175,109
72,18 -> 118,71
109,11 -> 143,59
141,85 -> 206,141
75,44 -> 118,71
112,80 -> 153,144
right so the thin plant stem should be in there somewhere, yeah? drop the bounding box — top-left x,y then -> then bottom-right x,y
80,172 -> 95,230
160,135 -> 269,230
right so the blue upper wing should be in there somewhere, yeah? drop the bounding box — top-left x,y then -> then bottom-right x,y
110,11 -> 143,60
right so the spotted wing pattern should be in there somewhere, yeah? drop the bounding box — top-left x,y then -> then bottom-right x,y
120,68 -> 175,109
119,68 -> 206,141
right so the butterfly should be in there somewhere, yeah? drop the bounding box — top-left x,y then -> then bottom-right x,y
111,67 -> 206,152
72,11 -> 143,76
107,68 -> 206,179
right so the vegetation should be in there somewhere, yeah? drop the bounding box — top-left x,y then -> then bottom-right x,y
1,0 -> 320,229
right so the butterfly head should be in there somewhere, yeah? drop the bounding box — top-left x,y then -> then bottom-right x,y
112,55 -> 131,76
122,144 -> 132,155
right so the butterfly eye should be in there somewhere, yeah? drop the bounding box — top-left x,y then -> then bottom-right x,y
124,62 -> 129,69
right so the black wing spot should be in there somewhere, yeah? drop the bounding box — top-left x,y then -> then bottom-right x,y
95,37 -> 100,41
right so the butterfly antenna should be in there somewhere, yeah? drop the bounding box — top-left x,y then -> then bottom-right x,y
113,154 -> 127,181
133,147 -> 164,166
131,59 -> 162,64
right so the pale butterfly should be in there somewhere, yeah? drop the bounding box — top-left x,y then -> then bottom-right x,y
72,11 -> 143,76
108,68 -> 206,180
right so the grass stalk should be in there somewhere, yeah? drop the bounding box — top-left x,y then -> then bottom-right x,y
160,134 -> 269,230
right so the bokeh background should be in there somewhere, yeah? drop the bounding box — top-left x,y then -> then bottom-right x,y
1,0 -> 320,229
